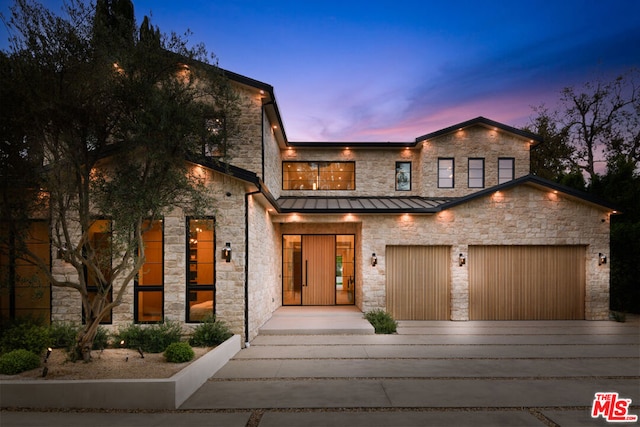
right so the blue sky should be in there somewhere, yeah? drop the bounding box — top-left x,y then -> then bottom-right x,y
1,0 -> 639,142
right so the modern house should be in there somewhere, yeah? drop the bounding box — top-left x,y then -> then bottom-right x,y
1,69 -> 617,344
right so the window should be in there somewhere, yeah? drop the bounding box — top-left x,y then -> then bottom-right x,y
438,158 -> 454,188
395,162 -> 411,191
283,162 -> 355,190
468,158 -> 485,188
0,221 -> 51,324
498,158 -> 515,184
135,220 -> 163,323
203,115 -> 226,157
84,219 -> 112,324
186,218 -> 215,322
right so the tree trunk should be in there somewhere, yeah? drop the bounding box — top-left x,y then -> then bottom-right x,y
75,318 -> 102,362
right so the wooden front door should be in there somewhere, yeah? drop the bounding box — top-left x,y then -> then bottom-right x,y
302,235 -> 336,305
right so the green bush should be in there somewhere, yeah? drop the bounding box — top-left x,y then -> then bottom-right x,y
113,323 -> 145,350
164,341 -> 194,363
93,326 -> 110,350
48,322 -> 79,351
0,349 -> 41,375
0,319 -> 51,355
189,316 -> 233,347
364,309 -> 398,334
114,321 -> 182,353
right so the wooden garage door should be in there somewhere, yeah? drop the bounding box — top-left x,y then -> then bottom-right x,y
469,246 -> 585,320
386,246 -> 450,320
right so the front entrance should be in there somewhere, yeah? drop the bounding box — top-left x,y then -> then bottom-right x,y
283,234 -> 355,305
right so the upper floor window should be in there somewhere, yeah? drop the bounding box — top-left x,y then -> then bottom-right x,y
203,116 -> 226,157
395,162 -> 411,191
498,158 -> 515,184
468,158 -> 485,188
283,161 -> 355,190
438,158 -> 454,188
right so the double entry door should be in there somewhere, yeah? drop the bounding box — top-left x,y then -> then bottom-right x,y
283,235 -> 355,305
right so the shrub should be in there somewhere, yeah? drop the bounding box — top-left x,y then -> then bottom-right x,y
93,326 -> 110,350
0,319 -> 51,355
189,316 -> 233,347
164,341 -> 194,363
114,321 -> 182,353
0,349 -> 41,375
48,322 -> 79,351
113,323 -> 145,350
364,309 -> 398,334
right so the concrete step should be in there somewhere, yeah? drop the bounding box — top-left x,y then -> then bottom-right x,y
258,306 -> 375,335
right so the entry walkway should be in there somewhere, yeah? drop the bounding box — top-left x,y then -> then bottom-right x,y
258,306 -> 374,335
3,315 -> 639,426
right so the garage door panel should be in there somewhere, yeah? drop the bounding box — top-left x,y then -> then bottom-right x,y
469,246 -> 585,320
386,246 -> 450,320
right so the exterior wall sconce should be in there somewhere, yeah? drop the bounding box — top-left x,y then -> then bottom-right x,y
222,242 -> 232,263
598,253 -> 607,265
371,253 -> 378,267
459,253 -> 466,266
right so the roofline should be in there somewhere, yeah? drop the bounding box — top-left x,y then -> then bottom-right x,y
219,68 -> 289,145
276,196 -> 452,214
440,174 -> 621,212
273,174 -> 620,215
286,141 -> 418,149
415,116 -> 543,146
187,155 -> 281,210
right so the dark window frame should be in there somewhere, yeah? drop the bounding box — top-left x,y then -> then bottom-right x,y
134,219 -> 164,324
185,216 -> 216,323
0,220 -> 52,325
498,157 -> 515,184
395,161 -> 412,191
438,157 -> 455,188
468,158 -> 485,188
282,161 -> 356,191
83,218 -> 113,325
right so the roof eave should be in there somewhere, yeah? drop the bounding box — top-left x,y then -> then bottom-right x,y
415,116 -> 543,146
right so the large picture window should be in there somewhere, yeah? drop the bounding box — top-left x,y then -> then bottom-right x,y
186,218 -> 215,322
498,158 -> 515,184
135,220 -> 163,323
283,161 -> 355,190
0,221 -> 51,324
468,158 -> 485,188
84,219 -> 112,324
438,158 -> 454,188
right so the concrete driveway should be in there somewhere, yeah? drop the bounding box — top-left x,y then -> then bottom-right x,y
2,310 -> 639,426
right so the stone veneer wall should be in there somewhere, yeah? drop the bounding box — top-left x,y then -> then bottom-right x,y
419,125 -> 532,197
246,195 -> 281,342
281,147 -> 420,197
50,169 -> 251,337
225,85 -> 264,177
359,185 -> 610,320
262,110 -> 283,199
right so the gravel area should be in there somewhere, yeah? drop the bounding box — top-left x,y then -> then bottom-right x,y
0,347 -> 211,380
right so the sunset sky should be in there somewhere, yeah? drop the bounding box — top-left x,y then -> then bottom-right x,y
1,0 -> 639,142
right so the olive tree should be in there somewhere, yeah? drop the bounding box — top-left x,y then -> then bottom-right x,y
0,0 -> 238,360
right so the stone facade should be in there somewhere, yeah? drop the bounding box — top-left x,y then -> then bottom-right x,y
30,70 -> 614,347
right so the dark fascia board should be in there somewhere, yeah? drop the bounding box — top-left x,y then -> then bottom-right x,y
187,155 -> 281,211
415,116 -> 543,146
286,141 -> 417,149
439,174 -> 621,213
